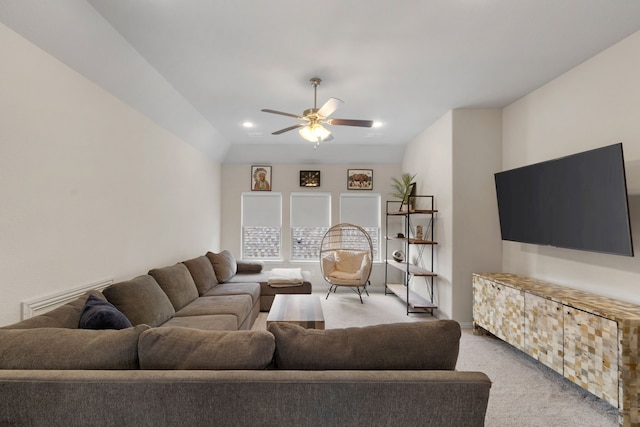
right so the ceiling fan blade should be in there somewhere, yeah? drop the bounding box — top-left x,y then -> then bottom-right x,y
272,123 -> 305,135
327,118 -> 374,128
261,109 -> 303,119
317,97 -> 344,118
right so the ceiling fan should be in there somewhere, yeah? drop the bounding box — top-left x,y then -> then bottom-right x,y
261,77 -> 374,148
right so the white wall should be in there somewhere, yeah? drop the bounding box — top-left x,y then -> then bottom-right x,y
502,30 -> 640,303
451,110 -> 503,322
220,163 -> 402,289
403,110 -> 503,322
0,24 -> 222,326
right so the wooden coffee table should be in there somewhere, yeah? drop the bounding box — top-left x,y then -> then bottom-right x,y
266,294 -> 325,330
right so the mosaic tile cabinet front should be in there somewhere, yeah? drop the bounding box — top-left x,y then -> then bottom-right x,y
473,273 -> 640,427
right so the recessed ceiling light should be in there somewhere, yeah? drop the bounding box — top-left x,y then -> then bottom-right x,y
372,121 -> 383,128
242,121 -> 254,128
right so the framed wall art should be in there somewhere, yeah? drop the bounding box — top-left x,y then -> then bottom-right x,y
300,170 -> 321,187
251,165 -> 271,191
347,169 -> 373,190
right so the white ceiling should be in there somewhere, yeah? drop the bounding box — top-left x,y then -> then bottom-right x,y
2,1 -> 640,164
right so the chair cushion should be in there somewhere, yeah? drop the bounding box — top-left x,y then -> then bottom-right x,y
323,250 -> 371,285
138,327 -> 275,369
79,294 -> 132,330
268,320 -> 461,370
103,275 -> 175,327
148,263 -> 199,311
183,255 -> 219,296
0,325 -> 149,369
335,250 -> 368,272
207,250 -> 238,283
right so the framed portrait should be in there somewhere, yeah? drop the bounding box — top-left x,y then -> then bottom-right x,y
347,169 -> 373,190
251,165 -> 272,191
300,170 -> 320,187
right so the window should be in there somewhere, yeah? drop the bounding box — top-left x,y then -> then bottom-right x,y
339,193 -> 381,260
242,192 -> 282,260
291,192 -> 331,260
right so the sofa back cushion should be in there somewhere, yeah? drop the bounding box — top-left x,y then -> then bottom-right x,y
268,320 -> 461,370
138,327 -> 275,370
148,263 -> 199,311
103,275 -> 175,327
0,290 -> 107,330
183,255 -> 219,296
0,324 -> 149,369
206,250 -> 237,283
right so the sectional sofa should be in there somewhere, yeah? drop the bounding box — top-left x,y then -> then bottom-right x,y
0,250 -> 491,426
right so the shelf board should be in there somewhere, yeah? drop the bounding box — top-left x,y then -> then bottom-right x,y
386,236 -> 437,245
385,259 -> 438,277
387,209 -> 438,216
386,284 -> 437,310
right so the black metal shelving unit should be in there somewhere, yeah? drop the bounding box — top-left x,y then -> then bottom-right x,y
384,195 -> 438,315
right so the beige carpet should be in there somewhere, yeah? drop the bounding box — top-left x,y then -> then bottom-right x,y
254,289 -> 618,427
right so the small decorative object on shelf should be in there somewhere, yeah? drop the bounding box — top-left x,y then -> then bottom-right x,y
392,250 -> 405,262
416,225 -> 423,241
389,173 -> 417,211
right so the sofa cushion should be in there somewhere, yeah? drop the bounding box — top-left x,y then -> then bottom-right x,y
206,250 -> 237,283
103,275 -> 175,327
138,327 -> 275,369
0,325 -> 149,369
79,294 -> 132,330
174,295 -> 252,329
183,255 -> 219,296
203,282 -> 261,305
268,320 -> 461,370
0,290 -> 108,330
160,314 -> 238,331
148,263 -> 199,311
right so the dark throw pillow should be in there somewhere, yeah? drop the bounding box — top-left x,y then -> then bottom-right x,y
79,294 -> 132,330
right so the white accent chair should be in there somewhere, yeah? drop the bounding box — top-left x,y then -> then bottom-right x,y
320,223 -> 373,303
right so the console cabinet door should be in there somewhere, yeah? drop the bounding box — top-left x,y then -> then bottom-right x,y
563,307 -> 619,406
473,276 -> 524,350
524,294 -> 564,374
472,275 -> 494,332
495,284 -> 525,350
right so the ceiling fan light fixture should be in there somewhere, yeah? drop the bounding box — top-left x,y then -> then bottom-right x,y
299,123 -> 331,143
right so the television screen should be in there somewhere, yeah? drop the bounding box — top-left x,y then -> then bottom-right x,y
495,143 -> 634,256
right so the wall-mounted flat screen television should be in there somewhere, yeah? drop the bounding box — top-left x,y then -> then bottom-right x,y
494,143 -> 634,256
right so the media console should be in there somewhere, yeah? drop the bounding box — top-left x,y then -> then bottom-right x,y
472,273 -> 640,427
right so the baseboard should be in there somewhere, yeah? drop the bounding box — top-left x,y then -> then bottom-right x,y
21,278 -> 113,320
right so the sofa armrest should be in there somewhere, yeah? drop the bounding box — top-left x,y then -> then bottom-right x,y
236,260 -> 264,273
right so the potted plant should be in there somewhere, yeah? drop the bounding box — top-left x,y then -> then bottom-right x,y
390,173 -> 417,211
